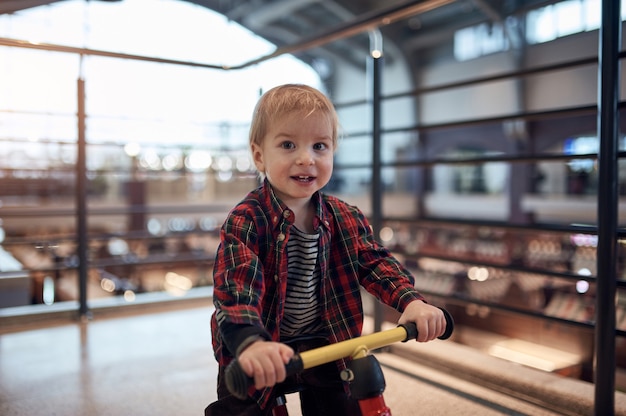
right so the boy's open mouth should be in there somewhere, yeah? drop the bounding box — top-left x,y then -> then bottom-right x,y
293,176 -> 314,182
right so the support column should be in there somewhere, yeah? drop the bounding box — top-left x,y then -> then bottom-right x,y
76,75 -> 90,320
595,0 -> 620,414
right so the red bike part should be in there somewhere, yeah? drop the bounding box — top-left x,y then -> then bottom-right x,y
358,395 -> 392,416
272,395 -> 289,416
271,404 -> 288,416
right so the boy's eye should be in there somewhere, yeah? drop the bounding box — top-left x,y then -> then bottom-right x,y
313,143 -> 328,151
280,141 -> 295,150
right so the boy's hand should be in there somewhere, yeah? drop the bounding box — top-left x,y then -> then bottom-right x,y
398,300 -> 446,342
238,341 -> 294,390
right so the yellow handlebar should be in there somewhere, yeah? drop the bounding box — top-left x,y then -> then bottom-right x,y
299,325 -> 409,369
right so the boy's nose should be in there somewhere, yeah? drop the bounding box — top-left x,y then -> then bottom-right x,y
296,150 -> 314,165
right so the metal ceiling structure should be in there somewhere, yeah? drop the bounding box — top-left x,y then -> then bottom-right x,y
0,0 -> 561,74
187,0 -> 556,69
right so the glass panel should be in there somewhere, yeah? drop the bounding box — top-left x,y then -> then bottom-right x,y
328,167 -> 373,214
381,166 -> 420,218
382,221 -> 599,325
380,131 -> 420,164
336,135 -> 372,165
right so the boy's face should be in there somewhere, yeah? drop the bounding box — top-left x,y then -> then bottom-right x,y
252,110 -> 334,206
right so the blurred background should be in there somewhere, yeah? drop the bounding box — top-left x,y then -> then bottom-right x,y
0,0 -> 624,399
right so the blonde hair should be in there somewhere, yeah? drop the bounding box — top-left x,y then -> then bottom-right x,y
249,84 -> 339,151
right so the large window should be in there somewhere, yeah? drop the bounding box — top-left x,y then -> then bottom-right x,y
454,0 -> 626,61
0,0 -> 323,307
0,0 -> 322,175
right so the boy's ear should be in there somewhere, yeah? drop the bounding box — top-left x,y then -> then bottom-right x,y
251,143 -> 265,173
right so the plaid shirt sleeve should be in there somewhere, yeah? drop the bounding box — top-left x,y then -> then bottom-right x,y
212,205 -> 272,357
354,208 -> 425,310
326,196 -> 424,315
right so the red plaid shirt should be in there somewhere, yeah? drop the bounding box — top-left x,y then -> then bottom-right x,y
210,180 -> 425,407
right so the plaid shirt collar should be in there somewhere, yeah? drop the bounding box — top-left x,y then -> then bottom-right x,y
261,178 -> 332,234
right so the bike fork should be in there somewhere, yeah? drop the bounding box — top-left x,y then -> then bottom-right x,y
344,354 -> 392,416
271,395 -> 289,416
358,395 -> 392,416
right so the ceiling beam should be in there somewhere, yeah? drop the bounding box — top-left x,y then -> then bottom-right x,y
242,0 -> 320,29
0,0 -> 64,14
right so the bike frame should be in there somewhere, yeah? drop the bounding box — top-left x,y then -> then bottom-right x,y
273,325 -> 410,415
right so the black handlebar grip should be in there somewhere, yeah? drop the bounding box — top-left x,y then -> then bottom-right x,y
439,307 -> 455,340
224,359 -> 252,400
400,307 -> 454,342
224,354 -> 305,400
401,322 -> 418,341
284,354 -> 304,377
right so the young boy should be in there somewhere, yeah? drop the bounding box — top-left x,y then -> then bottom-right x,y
205,84 -> 446,416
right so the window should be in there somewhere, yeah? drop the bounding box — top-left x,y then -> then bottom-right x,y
0,0 -> 322,172
526,0 -> 624,45
455,0 -> 625,61
454,22 -> 509,61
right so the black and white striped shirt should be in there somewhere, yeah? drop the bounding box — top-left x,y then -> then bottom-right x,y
280,227 -> 325,339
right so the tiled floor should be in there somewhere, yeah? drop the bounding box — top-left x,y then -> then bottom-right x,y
0,299 -> 609,416
0,304 -> 216,416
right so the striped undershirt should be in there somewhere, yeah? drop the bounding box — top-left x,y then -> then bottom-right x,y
280,226 -> 325,339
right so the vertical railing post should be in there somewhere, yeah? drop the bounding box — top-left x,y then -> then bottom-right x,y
76,73 -> 90,320
595,0 -> 620,414
370,36 -> 384,333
